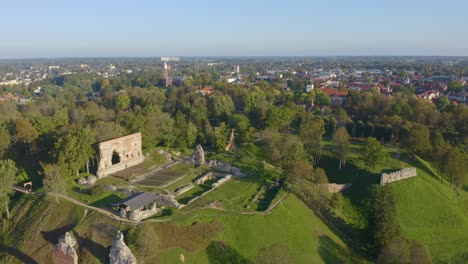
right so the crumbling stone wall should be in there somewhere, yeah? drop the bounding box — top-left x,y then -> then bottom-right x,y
96,133 -> 144,178
380,167 -> 417,186
52,232 -> 78,264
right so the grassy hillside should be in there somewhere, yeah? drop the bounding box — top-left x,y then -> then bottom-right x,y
0,194 -> 362,263
153,194 -> 363,264
390,160 -> 468,263
320,140 -> 468,263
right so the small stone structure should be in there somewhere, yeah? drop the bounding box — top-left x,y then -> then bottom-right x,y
380,167 -> 417,186
191,144 -> 205,166
109,231 -> 137,264
154,193 -> 183,209
328,183 -> 352,193
114,192 -> 161,220
52,232 -> 78,264
96,133 -> 144,178
225,128 -> 236,151
175,183 -> 196,196
77,175 -> 98,185
212,175 -> 232,188
208,160 -> 246,177
194,172 -> 229,185
158,149 -> 172,161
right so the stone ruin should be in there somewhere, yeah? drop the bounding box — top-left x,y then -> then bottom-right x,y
96,133 -> 145,178
109,231 -> 137,264
328,183 -> 352,193
52,232 -> 78,264
77,175 -> 97,186
191,144 -> 205,166
158,149 -> 172,161
380,167 -> 417,186
225,128 -> 236,151
154,193 -> 184,209
123,202 -> 162,221
208,160 -> 246,177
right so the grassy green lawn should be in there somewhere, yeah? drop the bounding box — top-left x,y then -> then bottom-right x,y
390,163 -> 468,263
155,194 -> 364,264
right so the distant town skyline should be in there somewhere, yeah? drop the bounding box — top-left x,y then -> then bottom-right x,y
1,0 -> 468,58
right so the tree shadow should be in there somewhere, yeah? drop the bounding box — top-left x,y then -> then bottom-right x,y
0,243 -> 39,264
462,185 -> 468,193
90,193 -> 123,208
318,235 -> 348,264
41,223 -> 76,245
206,240 -> 253,264
72,230 -> 108,263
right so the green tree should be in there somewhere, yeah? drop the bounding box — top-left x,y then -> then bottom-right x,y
0,159 -> 18,219
76,127 -> 96,173
116,93 -> 131,111
447,80 -> 464,93
55,133 -> 81,176
441,147 -> 467,189
361,137 -> 388,171
403,124 -> 431,155
41,162 -> 64,204
332,127 -> 351,170
214,122 -> 229,152
436,96 -> 450,111
370,187 -> 398,250
299,114 -> 325,165
14,117 -> 39,157
0,125 -> 10,157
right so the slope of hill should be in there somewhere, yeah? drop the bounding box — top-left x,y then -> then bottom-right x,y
390,160 -> 468,263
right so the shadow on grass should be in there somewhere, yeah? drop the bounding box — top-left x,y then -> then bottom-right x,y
256,180 -> 284,211
318,235 -> 349,264
0,243 -> 38,264
90,194 -> 123,208
206,241 -> 253,264
72,230 -> 108,263
41,224 -> 76,245
318,155 -> 379,220
72,186 -> 91,195
463,185 -> 468,193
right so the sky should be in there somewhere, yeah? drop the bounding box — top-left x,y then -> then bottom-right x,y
1,0 -> 468,58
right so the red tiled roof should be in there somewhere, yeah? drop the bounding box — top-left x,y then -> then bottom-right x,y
320,87 -> 348,97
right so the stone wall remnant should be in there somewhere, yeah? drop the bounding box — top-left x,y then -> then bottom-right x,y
109,231 -> 137,264
328,183 -> 352,193
380,167 -> 417,186
158,149 -> 172,161
175,183 -> 196,196
225,128 -> 236,151
191,144 -> 205,166
52,232 -> 78,264
96,133 -> 144,178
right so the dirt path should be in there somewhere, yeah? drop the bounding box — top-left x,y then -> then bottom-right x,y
47,192 -> 140,224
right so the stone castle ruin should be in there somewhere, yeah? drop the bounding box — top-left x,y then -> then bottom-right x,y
52,232 -> 78,264
96,133 -> 145,178
380,167 -> 417,186
109,231 -> 137,264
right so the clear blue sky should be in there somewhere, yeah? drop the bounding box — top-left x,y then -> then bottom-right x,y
1,0 -> 467,58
